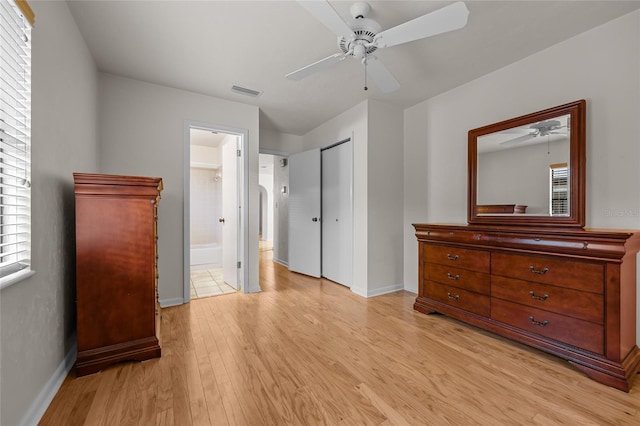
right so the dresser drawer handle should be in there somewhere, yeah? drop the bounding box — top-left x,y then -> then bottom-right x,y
529,266 -> 549,275
529,316 -> 549,327
447,292 -> 460,301
446,254 -> 459,261
447,273 -> 460,281
528,291 -> 549,301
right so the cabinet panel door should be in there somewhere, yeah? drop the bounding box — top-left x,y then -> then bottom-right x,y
76,196 -> 155,350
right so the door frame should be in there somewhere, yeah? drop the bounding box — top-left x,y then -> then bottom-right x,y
183,120 -> 249,302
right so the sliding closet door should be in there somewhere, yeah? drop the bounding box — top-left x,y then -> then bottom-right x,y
322,141 -> 353,287
288,148 -> 321,277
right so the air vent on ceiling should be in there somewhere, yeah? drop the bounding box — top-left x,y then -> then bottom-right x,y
231,85 -> 262,97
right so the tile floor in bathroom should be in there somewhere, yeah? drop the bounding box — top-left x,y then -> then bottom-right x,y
189,268 -> 237,299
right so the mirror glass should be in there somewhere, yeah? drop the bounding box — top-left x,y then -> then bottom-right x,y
468,100 -> 585,227
476,113 -> 570,216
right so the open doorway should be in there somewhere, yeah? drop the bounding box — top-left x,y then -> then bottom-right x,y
184,123 -> 247,301
258,152 -> 290,266
259,154 -> 275,256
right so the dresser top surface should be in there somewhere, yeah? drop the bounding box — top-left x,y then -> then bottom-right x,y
73,173 -> 163,189
413,223 -> 638,239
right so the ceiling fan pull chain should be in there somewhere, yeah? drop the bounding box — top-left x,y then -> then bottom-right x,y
364,57 -> 368,91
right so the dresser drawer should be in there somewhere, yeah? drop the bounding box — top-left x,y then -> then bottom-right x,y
424,263 -> 490,295
491,253 -> 603,293
424,244 -> 489,272
423,280 -> 490,317
491,299 -> 604,355
491,276 -> 603,324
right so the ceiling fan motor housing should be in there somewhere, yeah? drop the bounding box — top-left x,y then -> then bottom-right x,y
338,17 -> 381,57
530,119 -> 562,135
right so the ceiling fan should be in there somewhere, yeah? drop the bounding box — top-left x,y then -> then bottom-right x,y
500,120 -> 567,147
285,0 -> 470,93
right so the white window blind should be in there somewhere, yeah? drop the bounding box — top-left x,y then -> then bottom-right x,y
0,0 -> 32,287
550,163 -> 569,216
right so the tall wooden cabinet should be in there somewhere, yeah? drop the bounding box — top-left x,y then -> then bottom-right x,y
74,173 -> 162,376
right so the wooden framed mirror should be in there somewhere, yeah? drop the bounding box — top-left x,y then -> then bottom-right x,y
468,99 -> 586,228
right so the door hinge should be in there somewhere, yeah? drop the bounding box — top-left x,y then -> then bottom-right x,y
237,149 -> 241,157
237,261 -> 241,269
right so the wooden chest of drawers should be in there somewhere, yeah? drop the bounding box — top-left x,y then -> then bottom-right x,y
414,223 -> 640,391
74,173 -> 163,376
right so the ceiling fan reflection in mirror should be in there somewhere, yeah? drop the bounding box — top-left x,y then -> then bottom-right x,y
285,1 -> 470,92
500,119 -> 569,147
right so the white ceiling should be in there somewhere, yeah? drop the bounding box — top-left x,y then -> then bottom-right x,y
190,128 -> 228,147
66,0 -> 640,136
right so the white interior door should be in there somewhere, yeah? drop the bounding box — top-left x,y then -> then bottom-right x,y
288,148 -> 321,277
322,141 -> 353,287
222,138 -> 238,288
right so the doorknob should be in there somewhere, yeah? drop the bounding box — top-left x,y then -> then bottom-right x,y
219,218 -> 225,223
312,217 -> 319,222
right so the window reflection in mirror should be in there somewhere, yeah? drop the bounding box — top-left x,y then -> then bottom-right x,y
476,114 -> 571,216
550,163 -> 569,215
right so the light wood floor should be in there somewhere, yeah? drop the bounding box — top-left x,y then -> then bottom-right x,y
40,251 -> 640,425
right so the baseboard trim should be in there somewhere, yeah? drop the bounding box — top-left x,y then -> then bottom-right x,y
246,283 -> 262,293
272,257 -> 288,267
22,342 -> 76,426
351,283 -> 405,298
159,297 -> 184,308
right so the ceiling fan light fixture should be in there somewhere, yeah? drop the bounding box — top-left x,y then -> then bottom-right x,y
353,44 -> 366,58
288,0 -> 470,93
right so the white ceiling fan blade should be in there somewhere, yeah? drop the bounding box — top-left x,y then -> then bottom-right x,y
297,0 -> 355,39
286,53 -> 346,81
500,133 -> 537,147
374,2 -> 469,48
365,56 -> 400,93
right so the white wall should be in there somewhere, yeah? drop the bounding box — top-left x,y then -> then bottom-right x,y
98,73 -> 261,302
190,144 -> 222,248
260,125 -> 303,154
258,154 -> 274,242
367,100 -> 405,296
404,11 -> 640,302
190,167 -> 222,246
191,144 -> 221,167
0,2 -> 99,425
272,155 -> 289,265
301,100 -> 404,297
258,129 -> 299,266
303,101 -> 369,294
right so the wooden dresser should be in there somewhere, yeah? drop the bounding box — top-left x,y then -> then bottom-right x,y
74,173 -> 162,376
413,224 -> 640,391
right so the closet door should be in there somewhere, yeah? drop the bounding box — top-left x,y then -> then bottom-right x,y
289,148 -> 321,277
322,141 -> 353,287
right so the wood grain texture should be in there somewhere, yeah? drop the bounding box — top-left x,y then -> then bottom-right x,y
40,251 -> 640,425
74,173 -> 162,376
414,223 -> 640,392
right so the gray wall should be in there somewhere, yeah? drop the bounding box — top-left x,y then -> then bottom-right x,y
98,73 -> 261,302
367,100 -> 404,295
0,1 -> 99,425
